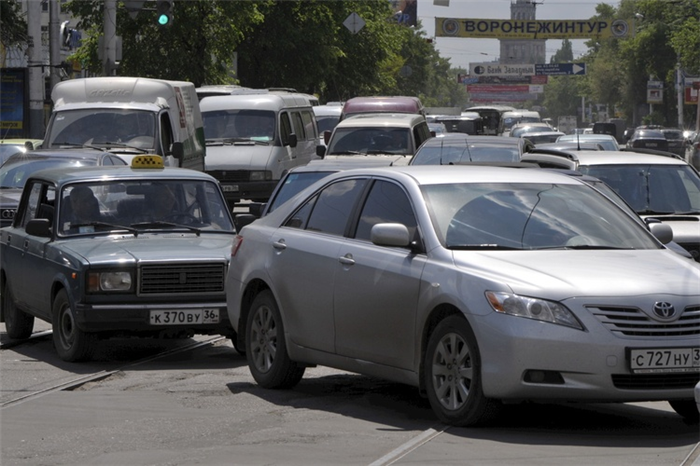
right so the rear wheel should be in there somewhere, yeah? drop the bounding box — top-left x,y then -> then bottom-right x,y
669,399 -> 699,423
52,289 -> 96,362
3,282 -> 34,339
246,290 -> 304,389
424,315 -> 499,426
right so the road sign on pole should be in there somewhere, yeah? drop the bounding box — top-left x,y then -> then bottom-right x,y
344,13 -> 365,34
535,63 -> 586,76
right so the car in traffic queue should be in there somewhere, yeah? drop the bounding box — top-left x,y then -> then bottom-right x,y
0,139 -> 43,166
0,148 -> 128,228
556,133 -> 621,151
0,155 -> 237,362
410,133 -> 534,165
316,113 -> 432,165
226,164 -> 700,426
521,150 -> 700,261
626,128 -> 669,152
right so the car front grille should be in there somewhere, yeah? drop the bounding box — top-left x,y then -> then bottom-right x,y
207,170 -> 249,182
589,305 -> 700,337
612,373 -> 699,390
139,263 -> 226,295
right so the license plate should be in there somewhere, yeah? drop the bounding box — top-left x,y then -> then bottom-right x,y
645,143 -> 658,147
222,184 -> 239,192
629,347 -> 700,373
149,309 -> 219,325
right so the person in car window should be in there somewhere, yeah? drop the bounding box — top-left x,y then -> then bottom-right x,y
144,184 -> 178,222
62,186 -> 101,233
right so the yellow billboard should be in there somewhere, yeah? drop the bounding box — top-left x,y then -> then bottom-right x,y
436,18 -> 633,39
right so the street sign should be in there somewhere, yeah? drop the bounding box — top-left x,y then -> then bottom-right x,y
344,13 -> 365,34
535,63 -> 586,76
469,63 -> 535,77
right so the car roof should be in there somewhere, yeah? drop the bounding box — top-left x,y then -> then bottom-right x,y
333,113 -> 426,128
420,134 -> 523,146
524,150 -> 690,167
26,165 -> 218,185
2,148 -> 120,167
312,105 -> 343,117
342,96 -> 423,114
199,93 -> 313,111
558,133 -> 616,140
315,164 -> 583,187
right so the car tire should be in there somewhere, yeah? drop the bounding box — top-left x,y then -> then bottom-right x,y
3,281 -> 34,340
424,315 -> 499,426
246,290 -> 305,389
52,289 -> 95,362
669,399 -> 699,423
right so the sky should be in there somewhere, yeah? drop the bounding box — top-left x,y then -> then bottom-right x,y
416,0 -> 620,70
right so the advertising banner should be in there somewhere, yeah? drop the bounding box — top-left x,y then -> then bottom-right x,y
436,18 -> 633,39
0,68 -> 29,138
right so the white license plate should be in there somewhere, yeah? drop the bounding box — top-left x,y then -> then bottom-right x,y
629,347 -> 700,373
222,184 -> 239,192
149,309 -> 219,325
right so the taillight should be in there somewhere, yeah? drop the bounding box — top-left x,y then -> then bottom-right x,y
231,235 -> 243,257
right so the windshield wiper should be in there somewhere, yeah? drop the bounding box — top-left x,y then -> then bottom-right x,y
329,151 -> 364,155
70,221 -> 140,235
447,244 -> 520,250
130,221 -> 201,235
94,142 -> 149,153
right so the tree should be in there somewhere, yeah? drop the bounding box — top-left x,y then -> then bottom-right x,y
0,0 -> 28,52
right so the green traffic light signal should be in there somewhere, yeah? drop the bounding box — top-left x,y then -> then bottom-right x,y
156,0 -> 173,26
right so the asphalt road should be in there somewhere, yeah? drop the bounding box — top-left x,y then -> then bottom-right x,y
2,321 -> 699,466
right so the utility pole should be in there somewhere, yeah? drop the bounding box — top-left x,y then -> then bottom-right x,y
49,0 -> 61,91
103,0 -> 117,76
26,0 -> 44,139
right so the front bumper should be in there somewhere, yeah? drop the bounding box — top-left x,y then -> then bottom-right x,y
74,301 -> 233,336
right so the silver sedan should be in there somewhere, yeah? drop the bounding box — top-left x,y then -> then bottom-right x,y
226,165 -> 700,426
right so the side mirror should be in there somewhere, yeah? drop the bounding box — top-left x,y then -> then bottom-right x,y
286,133 -> 298,148
171,142 -> 184,166
26,218 -> 52,238
323,130 -> 331,146
233,213 -> 257,232
248,202 -> 266,218
316,145 -> 326,158
648,221 -> 673,244
370,223 -> 410,247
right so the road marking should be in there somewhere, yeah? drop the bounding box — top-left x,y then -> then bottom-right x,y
368,424 -> 449,466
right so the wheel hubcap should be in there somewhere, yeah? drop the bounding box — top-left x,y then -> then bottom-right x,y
432,333 -> 473,411
250,305 -> 277,373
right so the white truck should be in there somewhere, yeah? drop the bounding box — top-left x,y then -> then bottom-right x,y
43,77 -> 205,171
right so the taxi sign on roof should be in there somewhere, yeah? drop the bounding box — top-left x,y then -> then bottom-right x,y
131,155 -> 164,169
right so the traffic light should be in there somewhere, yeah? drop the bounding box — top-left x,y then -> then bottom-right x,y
156,0 -> 173,27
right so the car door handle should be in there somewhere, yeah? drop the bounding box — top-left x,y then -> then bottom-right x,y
23,239 -> 30,249
273,240 -> 287,250
338,254 -> 355,266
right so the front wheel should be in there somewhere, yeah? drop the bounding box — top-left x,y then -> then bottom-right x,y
669,399 -> 699,423
52,289 -> 96,362
246,290 -> 304,389
3,281 -> 34,339
424,315 -> 499,426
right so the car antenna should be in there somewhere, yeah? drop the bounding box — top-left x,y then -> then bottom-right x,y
576,129 -> 581,150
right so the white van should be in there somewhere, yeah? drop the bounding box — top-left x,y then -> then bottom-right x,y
43,77 -> 205,171
499,110 -> 542,136
199,92 -> 319,205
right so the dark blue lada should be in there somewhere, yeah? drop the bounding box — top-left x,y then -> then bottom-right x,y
0,156 -> 237,361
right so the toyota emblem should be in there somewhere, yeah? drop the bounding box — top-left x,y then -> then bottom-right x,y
652,302 -> 675,319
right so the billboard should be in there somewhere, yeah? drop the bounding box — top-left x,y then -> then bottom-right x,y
0,68 -> 29,138
436,18 -> 633,39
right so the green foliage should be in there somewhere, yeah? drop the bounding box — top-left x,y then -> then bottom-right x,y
0,0 -> 28,49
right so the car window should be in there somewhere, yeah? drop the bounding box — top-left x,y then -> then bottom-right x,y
291,179 -> 368,236
291,111 -> 306,140
301,110 -> 317,141
268,171 -> 334,214
354,180 -> 417,242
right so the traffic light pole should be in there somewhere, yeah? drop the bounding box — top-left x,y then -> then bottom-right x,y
103,0 -> 118,76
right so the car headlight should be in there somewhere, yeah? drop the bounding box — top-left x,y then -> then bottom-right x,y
485,291 -> 583,330
88,271 -> 133,292
248,171 -> 271,181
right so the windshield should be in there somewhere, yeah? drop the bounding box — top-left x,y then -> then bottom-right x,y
422,182 -> 661,250
578,164 -> 700,215
58,179 -> 233,236
327,127 -> 411,155
202,109 -> 276,143
47,109 -> 156,150
413,143 -> 519,164
0,159 -> 99,189
557,135 -> 619,151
